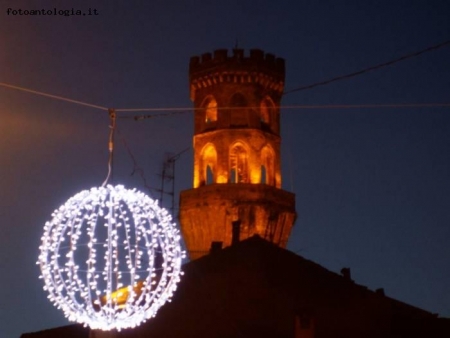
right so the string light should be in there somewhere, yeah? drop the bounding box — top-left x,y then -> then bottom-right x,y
38,184 -> 184,331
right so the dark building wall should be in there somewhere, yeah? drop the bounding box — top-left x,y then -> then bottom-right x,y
95,238 -> 450,338
22,237 -> 450,338
21,324 -> 89,338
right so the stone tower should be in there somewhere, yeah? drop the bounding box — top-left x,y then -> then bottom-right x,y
179,49 -> 296,260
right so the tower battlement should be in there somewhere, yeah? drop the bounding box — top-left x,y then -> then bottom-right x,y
189,49 -> 285,100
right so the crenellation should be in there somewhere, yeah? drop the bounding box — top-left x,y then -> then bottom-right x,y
275,57 -> 285,71
249,48 -> 264,61
265,53 -> 275,63
233,48 -> 244,59
190,55 -> 200,68
214,49 -> 228,61
202,52 -> 212,62
189,49 -> 285,86
189,48 -> 286,69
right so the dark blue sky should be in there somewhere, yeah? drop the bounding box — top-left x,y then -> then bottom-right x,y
1,1 -> 449,337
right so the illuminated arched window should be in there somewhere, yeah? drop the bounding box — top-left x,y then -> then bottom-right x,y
261,145 -> 275,186
229,143 -> 248,183
260,96 -> 274,125
260,102 -> 269,123
200,144 -> 217,186
203,96 -> 217,123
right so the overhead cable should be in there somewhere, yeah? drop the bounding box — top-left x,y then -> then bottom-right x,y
1,80 -> 448,117
125,103 -> 450,120
283,39 -> 450,95
0,82 -> 108,111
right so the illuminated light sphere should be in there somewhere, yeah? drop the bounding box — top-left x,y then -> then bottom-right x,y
38,185 -> 184,331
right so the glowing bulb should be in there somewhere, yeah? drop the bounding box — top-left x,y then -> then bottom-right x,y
38,185 -> 184,331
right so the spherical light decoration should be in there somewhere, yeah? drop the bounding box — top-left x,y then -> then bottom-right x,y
38,185 -> 184,331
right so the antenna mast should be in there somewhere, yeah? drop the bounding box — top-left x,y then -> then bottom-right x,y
159,148 -> 189,215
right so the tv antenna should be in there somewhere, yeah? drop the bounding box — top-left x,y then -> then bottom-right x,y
159,148 -> 189,215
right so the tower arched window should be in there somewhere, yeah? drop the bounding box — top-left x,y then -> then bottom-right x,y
200,144 -> 217,186
229,143 -> 248,183
203,96 -> 218,123
260,96 -> 275,130
261,145 -> 275,186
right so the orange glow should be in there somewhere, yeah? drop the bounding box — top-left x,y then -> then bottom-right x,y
204,96 -> 218,123
229,142 -> 249,183
260,96 -> 275,124
216,174 -> 227,183
194,134 -> 281,187
195,143 -> 217,187
98,281 -> 144,309
250,168 -> 261,184
261,145 -> 275,186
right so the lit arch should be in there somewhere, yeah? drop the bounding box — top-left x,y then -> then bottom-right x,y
260,96 -> 275,124
229,142 -> 249,183
261,145 -> 275,186
199,143 -> 217,186
202,96 -> 218,123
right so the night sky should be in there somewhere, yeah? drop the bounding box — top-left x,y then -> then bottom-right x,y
1,1 -> 450,337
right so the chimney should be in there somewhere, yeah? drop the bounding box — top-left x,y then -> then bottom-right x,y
340,267 -> 352,281
210,241 -> 223,254
375,288 -> 385,296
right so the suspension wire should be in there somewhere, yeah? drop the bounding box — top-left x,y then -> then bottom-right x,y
275,103 -> 450,109
283,39 -> 450,95
115,107 -> 193,112
120,110 -> 191,120
0,82 -> 109,111
119,103 -> 450,120
102,109 -> 116,187
120,103 -> 450,115
2,80 -> 449,117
